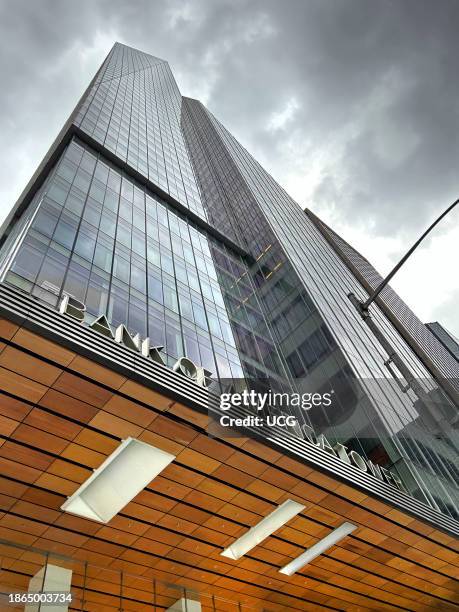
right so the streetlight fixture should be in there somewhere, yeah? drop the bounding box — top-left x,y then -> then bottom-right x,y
348,197 -> 459,403
352,197 -> 458,313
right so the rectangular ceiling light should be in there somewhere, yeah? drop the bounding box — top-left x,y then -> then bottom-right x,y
279,521 -> 357,576
221,499 -> 305,560
61,437 -> 175,523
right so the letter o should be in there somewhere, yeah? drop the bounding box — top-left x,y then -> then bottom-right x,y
349,450 -> 368,472
173,357 -> 198,380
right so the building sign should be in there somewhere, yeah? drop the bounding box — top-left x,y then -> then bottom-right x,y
217,389 -> 405,492
301,424 -> 405,491
59,295 -> 212,388
59,295 -> 405,494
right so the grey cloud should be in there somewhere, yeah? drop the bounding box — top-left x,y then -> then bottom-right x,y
191,0 -> 459,234
0,0 -> 457,330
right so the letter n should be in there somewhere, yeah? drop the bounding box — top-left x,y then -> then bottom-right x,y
115,324 -> 141,351
367,460 -> 383,481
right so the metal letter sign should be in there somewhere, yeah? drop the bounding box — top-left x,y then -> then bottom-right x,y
58,296 -> 405,492
59,295 -> 212,388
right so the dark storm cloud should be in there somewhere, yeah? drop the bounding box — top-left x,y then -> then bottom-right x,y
2,0 -> 458,229
0,0 -> 457,329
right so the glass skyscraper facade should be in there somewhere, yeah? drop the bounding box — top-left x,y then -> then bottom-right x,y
0,41 -> 457,528
427,322 -> 459,362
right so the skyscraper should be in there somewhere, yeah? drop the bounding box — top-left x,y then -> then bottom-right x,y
426,321 -> 459,363
0,43 -> 457,610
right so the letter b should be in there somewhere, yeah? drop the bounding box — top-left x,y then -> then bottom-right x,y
59,294 -> 86,322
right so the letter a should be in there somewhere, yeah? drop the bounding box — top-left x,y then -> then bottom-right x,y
89,315 -> 114,339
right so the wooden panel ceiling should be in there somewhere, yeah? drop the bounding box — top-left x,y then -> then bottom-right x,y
0,318 -> 458,611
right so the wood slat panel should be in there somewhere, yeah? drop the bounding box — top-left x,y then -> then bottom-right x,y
0,321 -> 457,611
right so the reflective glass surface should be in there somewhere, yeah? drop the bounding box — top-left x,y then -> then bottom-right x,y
75,43 -> 205,218
182,97 -> 459,519
0,43 -> 457,520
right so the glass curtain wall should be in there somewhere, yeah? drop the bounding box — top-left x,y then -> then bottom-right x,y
0,43 -> 457,519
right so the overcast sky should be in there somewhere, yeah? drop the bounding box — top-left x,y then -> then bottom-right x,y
1,0 -> 458,335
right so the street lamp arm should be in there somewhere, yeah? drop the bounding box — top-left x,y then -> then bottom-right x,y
361,197 -> 459,311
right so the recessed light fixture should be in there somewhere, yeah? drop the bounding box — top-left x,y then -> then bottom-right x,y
61,437 -> 175,523
279,521 -> 357,575
221,499 -> 305,560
